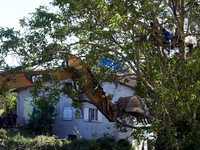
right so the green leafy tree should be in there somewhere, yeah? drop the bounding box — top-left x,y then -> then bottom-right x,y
0,90 -> 17,113
29,92 -> 58,135
0,0 -> 200,149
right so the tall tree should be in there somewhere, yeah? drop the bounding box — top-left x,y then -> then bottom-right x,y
0,0 -> 200,149
0,90 -> 17,113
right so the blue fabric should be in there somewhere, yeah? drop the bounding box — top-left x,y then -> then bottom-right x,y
162,30 -> 171,44
100,58 -> 112,67
99,57 -> 124,72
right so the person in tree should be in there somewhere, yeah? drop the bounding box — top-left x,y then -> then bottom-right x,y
7,111 -> 12,128
161,28 -> 171,55
0,116 -> 4,129
12,112 -> 18,127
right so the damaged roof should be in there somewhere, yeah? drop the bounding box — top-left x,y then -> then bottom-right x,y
117,73 -> 137,89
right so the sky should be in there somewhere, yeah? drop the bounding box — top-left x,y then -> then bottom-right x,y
0,0 -> 52,66
0,0 -> 52,30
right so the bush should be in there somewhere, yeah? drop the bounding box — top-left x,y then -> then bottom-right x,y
0,134 -> 69,150
66,134 -> 132,150
0,133 -> 132,150
0,128 -> 6,139
29,96 -> 58,135
117,138 -> 132,150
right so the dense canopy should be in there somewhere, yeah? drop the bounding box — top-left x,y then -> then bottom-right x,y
0,0 -> 200,149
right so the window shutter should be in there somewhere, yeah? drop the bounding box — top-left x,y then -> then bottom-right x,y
68,107 -> 73,120
84,108 -> 89,122
63,107 -> 73,120
97,110 -> 102,122
63,107 -> 68,120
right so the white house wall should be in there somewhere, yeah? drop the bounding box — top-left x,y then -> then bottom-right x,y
53,82 -> 135,140
17,88 -> 33,126
17,82 -> 135,141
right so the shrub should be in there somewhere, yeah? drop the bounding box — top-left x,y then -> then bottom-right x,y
67,134 -> 132,150
117,138 -> 132,150
0,132 -> 132,150
0,128 -> 6,139
29,95 -> 58,135
0,134 -> 69,149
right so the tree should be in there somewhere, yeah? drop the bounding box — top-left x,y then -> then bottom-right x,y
0,0 -> 200,149
0,90 -> 17,114
29,92 -> 58,135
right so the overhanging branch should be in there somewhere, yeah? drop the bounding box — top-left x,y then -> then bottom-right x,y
116,120 -> 151,129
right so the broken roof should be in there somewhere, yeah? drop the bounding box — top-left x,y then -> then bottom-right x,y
117,73 -> 137,89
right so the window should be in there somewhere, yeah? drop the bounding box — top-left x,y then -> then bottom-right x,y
90,109 -> 98,122
84,108 -> 102,122
63,107 -> 73,120
63,107 -> 83,120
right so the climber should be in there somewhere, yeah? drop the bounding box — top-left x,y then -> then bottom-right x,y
161,28 -> 171,55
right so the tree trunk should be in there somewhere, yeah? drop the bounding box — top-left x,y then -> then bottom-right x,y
178,40 -> 186,60
179,0 -> 186,60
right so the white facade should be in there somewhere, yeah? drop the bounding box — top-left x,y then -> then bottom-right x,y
16,82 -> 135,141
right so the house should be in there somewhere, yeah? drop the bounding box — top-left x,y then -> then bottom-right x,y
16,75 -> 137,142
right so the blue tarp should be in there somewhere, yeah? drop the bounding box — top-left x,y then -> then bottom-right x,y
99,57 -> 124,72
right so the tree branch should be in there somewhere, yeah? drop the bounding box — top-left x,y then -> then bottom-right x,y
185,0 -> 195,13
68,41 -> 158,94
116,120 -> 151,129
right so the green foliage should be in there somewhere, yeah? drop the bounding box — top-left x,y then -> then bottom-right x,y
61,134 -> 132,150
0,133 -> 69,150
0,90 -> 17,113
0,128 -> 6,139
0,0 -> 200,149
181,126 -> 200,150
29,94 -> 58,135
0,131 -> 132,150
